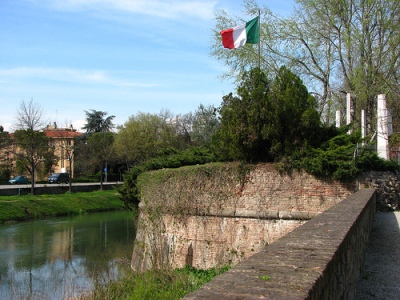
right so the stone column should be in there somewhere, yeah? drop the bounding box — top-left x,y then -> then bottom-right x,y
377,94 -> 389,160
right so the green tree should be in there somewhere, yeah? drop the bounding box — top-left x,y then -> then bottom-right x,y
82,110 -> 115,134
86,132 -> 116,189
212,67 -> 320,162
269,66 -> 321,157
211,0 -> 400,132
114,112 -> 176,167
212,68 -> 272,161
0,126 -> 11,182
13,129 -> 57,193
191,104 -> 220,147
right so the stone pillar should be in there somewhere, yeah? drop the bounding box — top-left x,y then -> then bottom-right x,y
336,110 -> 341,128
346,93 -> 352,133
361,110 -> 366,145
377,94 -> 389,160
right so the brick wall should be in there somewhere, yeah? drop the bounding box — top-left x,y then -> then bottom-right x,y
183,189 -> 376,299
132,163 -> 356,272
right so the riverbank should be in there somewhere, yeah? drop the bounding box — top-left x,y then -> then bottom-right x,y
82,265 -> 230,300
0,190 -> 126,223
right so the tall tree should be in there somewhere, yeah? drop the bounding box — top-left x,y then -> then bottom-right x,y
191,104 -> 220,147
114,112 -> 176,167
0,126 -> 11,182
212,68 -> 272,161
82,110 -> 115,134
12,100 -> 54,193
13,130 -> 57,194
212,67 -> 320,162
211,0 -> 400,132
86,132 -> 115,189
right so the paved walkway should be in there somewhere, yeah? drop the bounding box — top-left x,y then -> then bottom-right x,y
355,211 -> 400,299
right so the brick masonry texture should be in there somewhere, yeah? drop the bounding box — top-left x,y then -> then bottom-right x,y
131,163 -> 394,298
132,163 -> 357,272
183,189 -> 376,299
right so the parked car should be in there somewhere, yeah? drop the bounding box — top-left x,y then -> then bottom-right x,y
9,176 -> 29,184
48,173 -> 69,184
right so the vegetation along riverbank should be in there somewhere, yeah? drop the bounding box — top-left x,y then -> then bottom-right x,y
81,265 -> 230,300
0,189 -> 125,224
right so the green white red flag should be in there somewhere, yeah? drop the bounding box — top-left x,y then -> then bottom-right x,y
220,16 -> 259,49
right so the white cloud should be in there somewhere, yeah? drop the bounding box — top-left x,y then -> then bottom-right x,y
0,67 -> 157,88
34,0 -> 218,20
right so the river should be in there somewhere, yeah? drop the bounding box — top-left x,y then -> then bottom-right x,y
0,210 -> 136,300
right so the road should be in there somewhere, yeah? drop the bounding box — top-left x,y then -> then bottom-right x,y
0,182 -> 120,189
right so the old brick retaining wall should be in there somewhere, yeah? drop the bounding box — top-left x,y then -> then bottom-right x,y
183,189 -> 376,299
132,163 -> 356,271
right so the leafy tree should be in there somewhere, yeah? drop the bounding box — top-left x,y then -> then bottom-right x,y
0,126 -> 11,182
211,0 -> 400,132
73,135 -> 94,177
269,66 -> 321,157
86,132 -> 116,189
13,129 -> 57,193
82,110 -> 115,134
212,68 -> 272,162
174,112 -> 194,147
212,67 -> 320,162
114,112 -> 176,167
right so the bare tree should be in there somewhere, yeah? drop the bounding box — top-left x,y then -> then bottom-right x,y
12,99 -> 53,193
13,99 -> 47,131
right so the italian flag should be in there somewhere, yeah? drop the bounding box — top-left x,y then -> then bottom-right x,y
220,16 -> 259,49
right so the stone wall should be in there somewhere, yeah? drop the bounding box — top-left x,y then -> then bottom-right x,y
183,189 -> 376,299
131,163 -> 356,272
359,171 -> 400,211
131,212 -> 304,271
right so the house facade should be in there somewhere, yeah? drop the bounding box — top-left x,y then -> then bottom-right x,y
3,123 -> 83,181
43,123 -> 83,178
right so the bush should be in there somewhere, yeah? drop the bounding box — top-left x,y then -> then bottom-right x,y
117,146 -> 217,209
292,128 -> 398,181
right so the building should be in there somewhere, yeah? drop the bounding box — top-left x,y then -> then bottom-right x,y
2,123 -> 83,181
43,123 -> 83,178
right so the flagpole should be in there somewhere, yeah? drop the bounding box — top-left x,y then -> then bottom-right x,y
258,9 -> 261,69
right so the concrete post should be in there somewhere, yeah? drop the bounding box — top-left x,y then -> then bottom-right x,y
346,93 -> 352,133
377,94 -> 389,160
361,110 -> 366,145
336,110 -> 341,128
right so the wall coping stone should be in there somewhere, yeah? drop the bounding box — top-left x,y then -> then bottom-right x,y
183,189 -> 376,299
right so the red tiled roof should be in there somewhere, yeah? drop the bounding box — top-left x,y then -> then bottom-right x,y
9,130 -> 84,139
44,130 -> 84,138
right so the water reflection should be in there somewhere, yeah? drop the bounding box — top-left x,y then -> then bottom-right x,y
0,211 -> 135,300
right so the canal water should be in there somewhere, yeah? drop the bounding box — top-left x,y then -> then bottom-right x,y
0,210 -> 136,300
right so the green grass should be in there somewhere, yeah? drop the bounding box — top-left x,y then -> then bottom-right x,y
0,190 -> 126,223
84,265 -> 231,300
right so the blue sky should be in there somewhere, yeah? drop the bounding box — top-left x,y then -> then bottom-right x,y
0,0 -> 294,132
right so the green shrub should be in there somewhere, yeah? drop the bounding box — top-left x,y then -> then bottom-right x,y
117,146 -> 216,209
86,265 -> 231,300
292,129 -> 398,181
